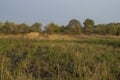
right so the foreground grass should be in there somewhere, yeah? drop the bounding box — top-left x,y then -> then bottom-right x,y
0,38 -> 120,80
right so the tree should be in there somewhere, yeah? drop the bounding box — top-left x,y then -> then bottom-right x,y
116,25 -> 120,35
84,18 -> 94,34
31,22 -> 42,32
0,22 -> 3,33
96,24 -> 107,35
2,21 -> 14,34
0,21 -> 3,27
66,19 -> 82,34
106,23 -> 119,35
59,25 -> 66,33
19,23 -> 30,34
44,22 -> 60,34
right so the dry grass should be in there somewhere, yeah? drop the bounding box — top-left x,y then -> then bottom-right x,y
0,33 -> 120,40
44,34 -> 77,40
25,32 -> 40,38
0,38 -> 120,80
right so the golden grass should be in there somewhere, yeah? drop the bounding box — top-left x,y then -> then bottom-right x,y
25,32 -> 40,38
0,33 -> 120,40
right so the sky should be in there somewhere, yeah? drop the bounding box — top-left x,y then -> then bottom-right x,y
0,0 -> 120,26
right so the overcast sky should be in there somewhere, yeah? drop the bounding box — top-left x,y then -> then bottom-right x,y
0,0 -> 120,26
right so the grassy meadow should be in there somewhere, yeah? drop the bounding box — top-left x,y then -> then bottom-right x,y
0,36 -> 120,80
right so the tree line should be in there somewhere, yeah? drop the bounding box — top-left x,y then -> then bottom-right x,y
0,18 -> 120,35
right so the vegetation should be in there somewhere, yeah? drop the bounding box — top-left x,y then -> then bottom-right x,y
66,19 -> 82,34
0,19 -> 120,79
0,18 -> 120,35
44,22 -> 60,34
30,22 -> 42,33
95,23 -> 120,35
83,18 -> 94,34
0,38 -> 120,80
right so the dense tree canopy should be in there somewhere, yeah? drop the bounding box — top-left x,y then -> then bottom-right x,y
59,25 -> 66,33
96,24 -> 107,35
66,19 -> 82,34
0,19 -> 120,35
84,18 -> 94,27
30,22 -> 42,32
44,22 -> 60,34
117,26 -> 120,35
84,18 -> 94,34
95,23 -> 120,35
2,21 -> 14,34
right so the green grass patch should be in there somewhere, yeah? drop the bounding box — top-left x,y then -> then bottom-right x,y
0,38 -> 120,80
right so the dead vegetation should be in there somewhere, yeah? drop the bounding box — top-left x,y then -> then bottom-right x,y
25,32 -> 40,38
0,33 -> 120,40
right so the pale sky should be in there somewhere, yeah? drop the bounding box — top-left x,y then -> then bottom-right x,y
0,0 -> 120,26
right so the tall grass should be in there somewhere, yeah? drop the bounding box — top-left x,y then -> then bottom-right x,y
0,38 -> 120,80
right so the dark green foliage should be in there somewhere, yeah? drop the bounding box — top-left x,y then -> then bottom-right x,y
84,18 -> 94,27
0,22 -> 4,33
96,23 -> 120,35
0,21 -> 42,34
85,25 -> 94,34
2,21 -> 14,34
84,18 -> 94,34
44,22 -> 60,34
0,20 -> 120,35
66,19 -> 82,34
106,23 -> 118,35
59,25 -> 66,33
96,24 -> 107,35
19,23 -> 30,34
116,26 -> 120,35
30,22 -> 42,32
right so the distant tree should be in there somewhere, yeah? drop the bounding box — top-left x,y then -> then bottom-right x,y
84,18 -> 94,27
106,23 -> 118,35
96,24 -> 107,35
31,22 -> 42,32
66,19 -> 82,34
84,18 -> 94,34
0,21 -> 3,26
85,25 -> 94,34
10,23 -> 19,34
19,23 -> 30,34
0,21 -> 19,34
116,25 -> 120,35
0,22 -> 3,33
44,22 -> 60,34
59,25 -> 66,33
2,21 -> 14,34
96,23 -> 120,35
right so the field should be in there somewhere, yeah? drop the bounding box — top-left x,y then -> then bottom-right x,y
0,35 -> 120,80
